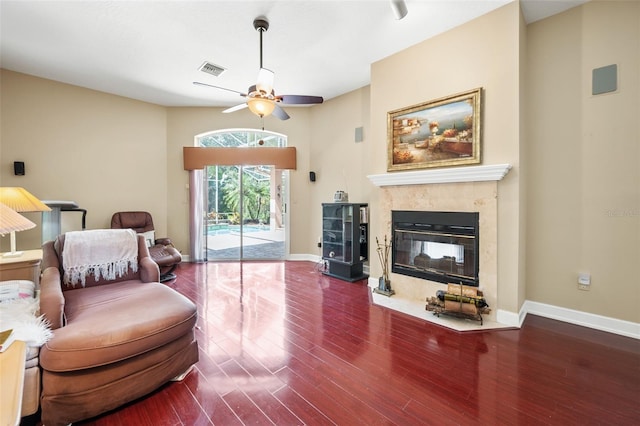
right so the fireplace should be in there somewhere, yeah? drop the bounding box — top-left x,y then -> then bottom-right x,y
392,211 -> 479,287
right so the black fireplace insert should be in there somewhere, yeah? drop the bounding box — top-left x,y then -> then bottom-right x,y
392,211 -> 479,287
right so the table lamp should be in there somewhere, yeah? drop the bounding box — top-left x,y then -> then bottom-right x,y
0,187 -> 51,257
0,203 -> 36,257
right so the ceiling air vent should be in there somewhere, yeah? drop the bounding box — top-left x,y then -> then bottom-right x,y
199,61 -> 226,77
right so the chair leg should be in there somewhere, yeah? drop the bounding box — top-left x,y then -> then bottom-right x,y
171,365 -> 194,382
160,272 -> 177,283
159,264 -> 178,282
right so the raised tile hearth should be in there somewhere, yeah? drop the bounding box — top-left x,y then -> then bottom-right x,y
368,279 -> 512,332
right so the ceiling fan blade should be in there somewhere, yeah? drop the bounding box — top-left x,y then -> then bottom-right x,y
277,94 -> 324,105
256,68 -> 274,94
272,104 -> 290,120
223,103 -> 249,114
193,81 -> 246,96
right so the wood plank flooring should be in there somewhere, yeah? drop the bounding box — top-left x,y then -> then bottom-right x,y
25,261 -> 640,425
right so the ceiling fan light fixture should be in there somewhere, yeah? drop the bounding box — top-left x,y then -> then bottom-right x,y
195,16 -> 322,121
256,68 -> 275,94
247,97 -> 275,118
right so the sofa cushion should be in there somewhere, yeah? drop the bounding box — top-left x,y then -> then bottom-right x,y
40,281 -> 196,372
22,364 -> 40,416
42,332 -> 196,396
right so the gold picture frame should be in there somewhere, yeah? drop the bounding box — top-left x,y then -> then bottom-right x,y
387,88 -> 482,171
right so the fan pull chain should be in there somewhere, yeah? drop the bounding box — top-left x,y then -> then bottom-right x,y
258,26 -> 264,69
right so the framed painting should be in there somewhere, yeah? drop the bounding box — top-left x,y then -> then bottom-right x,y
387,88 -> 482,171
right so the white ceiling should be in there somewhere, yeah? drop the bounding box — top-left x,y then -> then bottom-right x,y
0,0 -> 587,108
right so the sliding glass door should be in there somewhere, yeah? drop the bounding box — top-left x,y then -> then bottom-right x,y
198,130 -> 287,261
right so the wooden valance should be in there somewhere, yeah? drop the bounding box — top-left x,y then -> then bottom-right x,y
183,147 -> 297,170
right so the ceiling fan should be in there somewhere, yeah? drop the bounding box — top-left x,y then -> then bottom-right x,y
194,17 -> 323,120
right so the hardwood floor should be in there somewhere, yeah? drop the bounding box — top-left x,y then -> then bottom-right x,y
27,261 -> 639,425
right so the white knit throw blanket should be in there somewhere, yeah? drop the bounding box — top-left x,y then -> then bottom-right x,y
63,229 -> 139,287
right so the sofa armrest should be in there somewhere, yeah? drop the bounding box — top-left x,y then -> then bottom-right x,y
140,257 -> 160,283
41,240 -> 60,271
40,267 -> 65,330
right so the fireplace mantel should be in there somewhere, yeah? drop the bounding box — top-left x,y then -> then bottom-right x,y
367,164 -> 512,187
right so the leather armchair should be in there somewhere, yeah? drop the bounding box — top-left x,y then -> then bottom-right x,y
39,232 -> 198,426
111,211 -> 182,282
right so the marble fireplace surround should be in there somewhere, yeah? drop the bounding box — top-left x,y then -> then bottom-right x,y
367,164 -> 512,331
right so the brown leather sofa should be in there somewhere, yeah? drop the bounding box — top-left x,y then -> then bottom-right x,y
111,211 -> 182,282
39,232 -> 198,426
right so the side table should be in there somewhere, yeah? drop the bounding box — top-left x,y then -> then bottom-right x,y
0,340 -> 27,426
0,249 -> 42,288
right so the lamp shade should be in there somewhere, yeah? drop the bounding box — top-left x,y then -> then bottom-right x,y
247,97 -> 276,118
0,203 -> 36,235
0,187 -> 51,212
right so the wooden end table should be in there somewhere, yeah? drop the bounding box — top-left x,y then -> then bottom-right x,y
0,340 -> 27,426
0,249 -> 42,288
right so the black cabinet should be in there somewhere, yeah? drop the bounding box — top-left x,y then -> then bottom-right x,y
322,203 -> 368,282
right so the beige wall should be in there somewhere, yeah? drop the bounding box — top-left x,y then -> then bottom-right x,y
0,70 -> 167,251
525,1 -> 640,322
0,70 -> 318,255
307,86 -> 372,253
369,2 -> 524,314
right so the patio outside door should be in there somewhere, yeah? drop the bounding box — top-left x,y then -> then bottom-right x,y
205,164 -> 286,260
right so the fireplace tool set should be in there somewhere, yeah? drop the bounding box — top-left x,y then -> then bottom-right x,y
373,236 -> 395,296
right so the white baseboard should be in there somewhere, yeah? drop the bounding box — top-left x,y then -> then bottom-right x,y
287,255 -> 370,276
496,309 -> 522,328
287,254 -> 320,262
521,300 -> 639,339
184,254 -> 319,262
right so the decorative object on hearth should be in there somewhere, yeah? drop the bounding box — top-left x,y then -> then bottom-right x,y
373,236 -> 395,296
426,283 -> 490,325
387,88 -> 482,171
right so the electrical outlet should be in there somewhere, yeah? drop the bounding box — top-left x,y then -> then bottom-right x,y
578,272 -> 591,291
